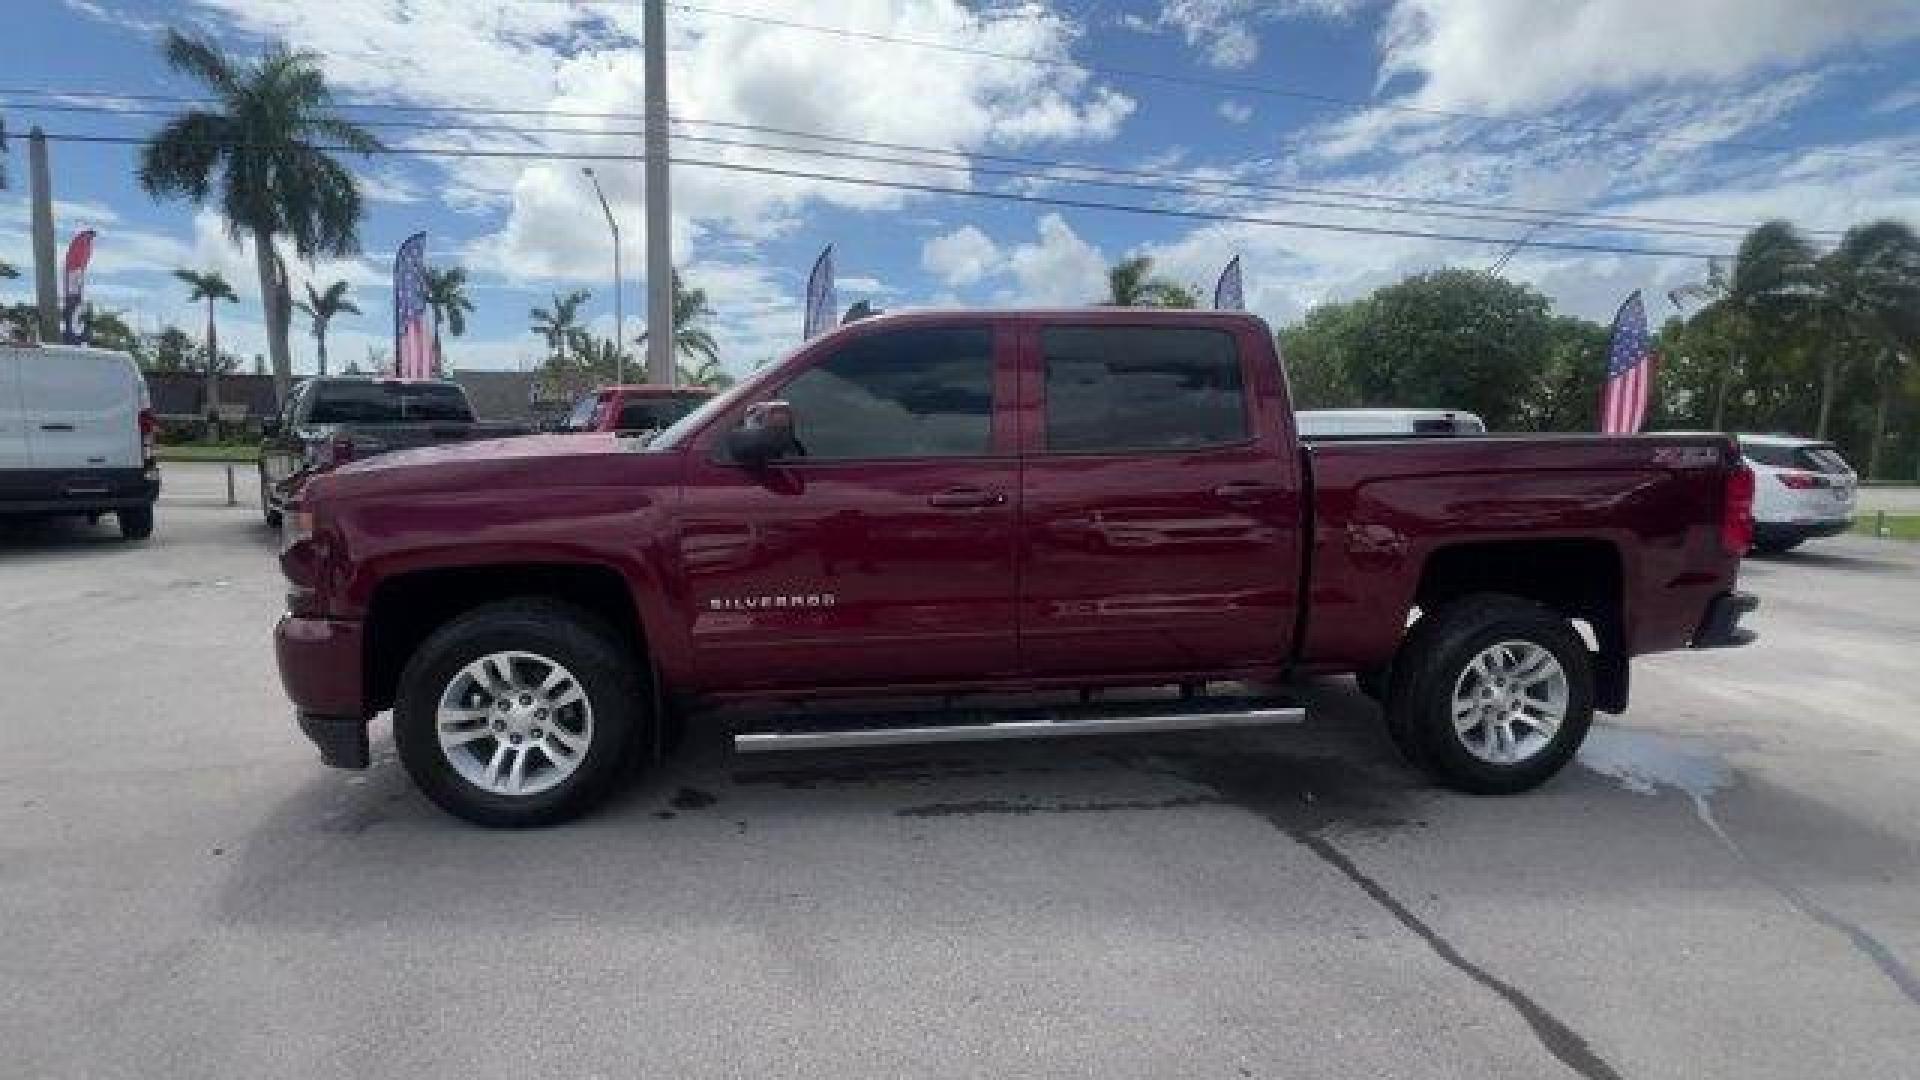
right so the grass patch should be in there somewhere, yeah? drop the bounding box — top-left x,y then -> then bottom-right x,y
156,443 -> 260,463
1853,513 -> 1920,540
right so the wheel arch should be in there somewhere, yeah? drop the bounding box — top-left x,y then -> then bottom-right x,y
1411,537 -> 1629,712
363,561 -> 648,716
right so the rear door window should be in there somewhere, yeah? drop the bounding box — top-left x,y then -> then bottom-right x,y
617,396 -> 705,431
1041,326 -> 1248,453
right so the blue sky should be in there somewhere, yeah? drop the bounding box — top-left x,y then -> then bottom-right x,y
3,0 -> 1918,376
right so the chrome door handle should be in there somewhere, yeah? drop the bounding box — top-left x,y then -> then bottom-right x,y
1213,481 -> 1283,499
927,487 -> 1006,509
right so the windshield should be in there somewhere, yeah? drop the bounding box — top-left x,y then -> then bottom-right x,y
648,374 -> 765,450
307,381 -> 474,424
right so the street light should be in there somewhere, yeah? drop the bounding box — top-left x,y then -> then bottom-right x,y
581,167 -> 623,385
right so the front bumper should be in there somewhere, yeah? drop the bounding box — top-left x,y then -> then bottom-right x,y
1692,590 -> 1758,649
275,614 -> 369,768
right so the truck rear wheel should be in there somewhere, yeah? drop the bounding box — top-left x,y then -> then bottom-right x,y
393,599 -> 647,827
1385,594 -> 1592,795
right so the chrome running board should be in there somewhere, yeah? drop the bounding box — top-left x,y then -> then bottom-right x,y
733,696 -> 1303,753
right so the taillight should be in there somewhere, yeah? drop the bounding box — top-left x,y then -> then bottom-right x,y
1777,471 -> 1827,489
138,408 -> 157,463
1722,464 -> 1755,555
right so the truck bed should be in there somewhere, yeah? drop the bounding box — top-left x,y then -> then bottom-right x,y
1300,433 -> 1741,667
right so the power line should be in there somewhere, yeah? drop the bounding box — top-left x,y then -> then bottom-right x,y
25,128 -> 1721,259
1,96 -> 1814,238
649,2 -> 1920,168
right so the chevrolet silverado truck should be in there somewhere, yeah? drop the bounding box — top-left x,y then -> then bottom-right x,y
258,377 -> 528,527
274,309 -> 1758,827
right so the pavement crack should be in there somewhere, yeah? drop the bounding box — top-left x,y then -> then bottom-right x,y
1291,830 -> 1626,1080
1172,751 -> 1625,1080
1689,793 -> 1920,1009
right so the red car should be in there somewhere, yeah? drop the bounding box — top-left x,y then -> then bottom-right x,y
275,309 -> 1756,826
559,384 -> 715,435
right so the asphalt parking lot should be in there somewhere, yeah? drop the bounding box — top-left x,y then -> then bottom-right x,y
4,461 -> 1917,1079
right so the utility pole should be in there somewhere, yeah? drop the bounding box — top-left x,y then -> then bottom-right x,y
643,0 -> 674,386
29,127 -> 59,343
583,167 -> 624,385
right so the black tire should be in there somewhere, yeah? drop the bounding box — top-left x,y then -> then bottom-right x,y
117,506 -> 154,540
259,466 -> 282,528
393,599 -> 648,827
1384,593 -> 1593,795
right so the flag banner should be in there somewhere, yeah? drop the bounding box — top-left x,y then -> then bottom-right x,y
1600,289 -> 1655,434
803,244 -> 836,340
1213,255 -> 1243,310
393,231 -> 432,379
61,229 -> 97,343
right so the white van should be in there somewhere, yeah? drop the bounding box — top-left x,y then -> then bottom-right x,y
1295,408 -> 1488,439
1,343 -> 159,539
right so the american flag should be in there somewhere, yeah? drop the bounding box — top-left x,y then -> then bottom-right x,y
393,231 -> 432,379
1600,290 -> 1656,434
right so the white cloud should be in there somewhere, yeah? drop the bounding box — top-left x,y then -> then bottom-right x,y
1134,1 -> 1366,69
1874,83 -> 1920,115
1218,99 -> 1254,124
921,225 -> 1002,286
1004,214 -> 1107,305
1375,0 -> 1917,115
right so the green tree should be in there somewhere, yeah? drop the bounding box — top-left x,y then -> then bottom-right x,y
1285,270 -> 1556,429
0,259 -> 16,279
678,355 -> 733,389
175,268 -> 238,425
138,30 -> 383,403
530,289 -> 591,368
423,265 -> 475,374
566,329 -> 630,383
637,271 -> 719,377
79,307 -> 140,355
293,279 -> 359,377
1105,256 -> 1196,308
141,326 -> 200,373
1814,219 -> 1920,456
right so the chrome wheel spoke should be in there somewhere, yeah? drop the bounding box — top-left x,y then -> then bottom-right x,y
1450,640 -> 1568,766
439,650 -> 594,797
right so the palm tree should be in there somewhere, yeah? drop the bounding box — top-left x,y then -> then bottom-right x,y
678,355 -> 734,389
423,265 -> 475,375
1814,219 -> 1920,449
175,268 -> 238,432
1674,222 -> 1819,431
1812,216 -> 1920,468
636,271 -> 719,378
293,279 -> 359,377
530,289 -> 591,368
1105,256 -> 1197,307
137,30 -> 383,404
567,329 -> 631,382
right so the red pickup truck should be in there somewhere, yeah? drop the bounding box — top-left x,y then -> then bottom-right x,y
275,309 -> 1757,826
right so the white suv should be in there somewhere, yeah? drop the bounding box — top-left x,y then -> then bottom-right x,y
1737,434 -> 1856,554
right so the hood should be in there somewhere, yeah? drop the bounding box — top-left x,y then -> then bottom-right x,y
311,432 -> 679,504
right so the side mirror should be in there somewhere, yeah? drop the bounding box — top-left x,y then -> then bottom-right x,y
726,400 -> 797,467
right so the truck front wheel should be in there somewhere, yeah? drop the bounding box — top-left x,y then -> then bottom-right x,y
393,600 -> 648,827
1385,594 -> 1593,795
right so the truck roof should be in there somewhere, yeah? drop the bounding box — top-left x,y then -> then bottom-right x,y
824,307 -> 1273,331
